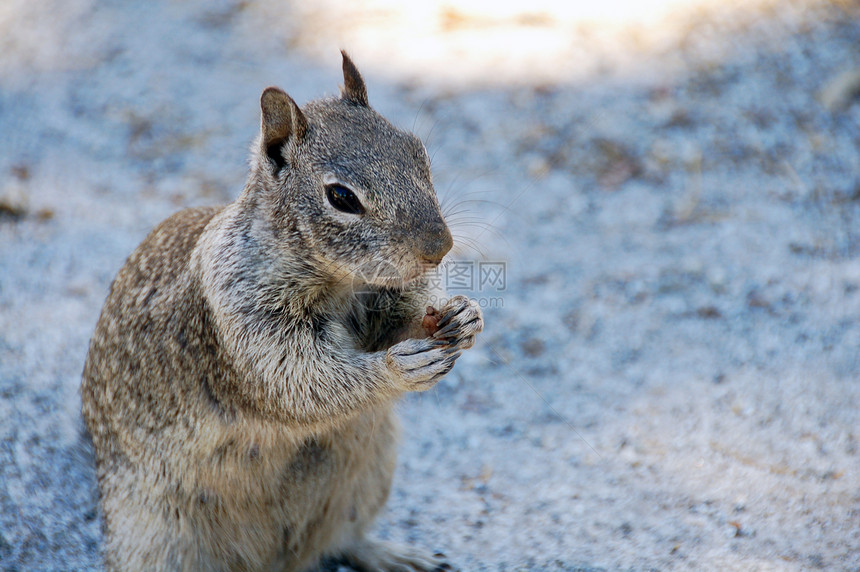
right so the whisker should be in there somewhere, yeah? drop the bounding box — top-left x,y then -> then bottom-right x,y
412,98 -> 429,133
424,119 -> 442,152
473,181 -> 537,243
429,144 -> 441,167
444,214 -> 496,224
448,217 -> 505,238
445,198 -> 508,209
450,240 -> 488,259
438,174 -> 464,213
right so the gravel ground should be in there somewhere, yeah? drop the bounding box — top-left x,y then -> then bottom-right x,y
1,1 -> 859,570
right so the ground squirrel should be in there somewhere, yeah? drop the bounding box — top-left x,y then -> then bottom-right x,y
81,52 -> 483,571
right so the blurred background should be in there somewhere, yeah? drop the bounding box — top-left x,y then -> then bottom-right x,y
1,0 -> 859,569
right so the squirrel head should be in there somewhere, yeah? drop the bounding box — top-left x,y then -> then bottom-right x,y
248,51 -> 452,291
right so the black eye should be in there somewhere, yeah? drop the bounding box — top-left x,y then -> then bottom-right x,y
325,184 -> 365,215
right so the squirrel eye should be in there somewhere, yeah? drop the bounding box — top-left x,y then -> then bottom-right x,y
325,184 -> 365,215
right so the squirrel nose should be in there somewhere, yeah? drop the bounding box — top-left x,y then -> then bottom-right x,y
419,222 -> 453,266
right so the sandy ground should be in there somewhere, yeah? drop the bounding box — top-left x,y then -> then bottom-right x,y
1,1 -> 859,570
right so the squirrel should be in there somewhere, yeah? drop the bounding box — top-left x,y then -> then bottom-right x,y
80,52 -> 483,571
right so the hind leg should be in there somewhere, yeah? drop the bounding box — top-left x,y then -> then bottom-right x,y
321,410 -> 452,571
336,538 -> 452,572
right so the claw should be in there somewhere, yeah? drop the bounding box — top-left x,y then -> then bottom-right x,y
396,339 -> 436,356
433,321 -> 459,338
434,309 -> 457,330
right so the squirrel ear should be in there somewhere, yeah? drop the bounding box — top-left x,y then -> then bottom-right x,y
260,87 -> 307,172
340,50 -> 368,107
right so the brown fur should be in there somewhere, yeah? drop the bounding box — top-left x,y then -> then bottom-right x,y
81,52 -> 482,571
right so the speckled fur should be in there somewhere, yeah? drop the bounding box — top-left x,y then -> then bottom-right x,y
81,53 -> 483,571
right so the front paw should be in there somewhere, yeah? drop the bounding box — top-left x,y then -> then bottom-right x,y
432,296 -> 483,351
386,338 -> 460,391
